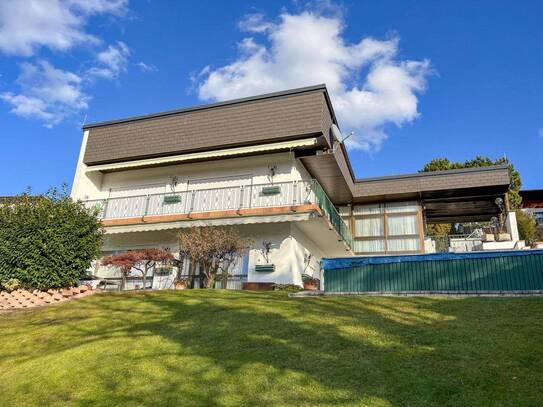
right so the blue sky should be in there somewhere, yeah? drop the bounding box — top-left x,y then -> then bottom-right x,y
0,0 -> 542,195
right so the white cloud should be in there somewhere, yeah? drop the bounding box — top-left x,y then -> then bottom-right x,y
0,0 -> 127,56
238,13 -> 273,33
137,61 -> 157,73
0,60 -> 89,127
0,1 -> 130,125
197,10 -> 432,151
0,94 -> 56,123
88,41 -> 130,79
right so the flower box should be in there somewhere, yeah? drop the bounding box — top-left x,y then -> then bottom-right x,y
163,195 -> 181,204
260,186 -> 281,196
255,264 -> 275,273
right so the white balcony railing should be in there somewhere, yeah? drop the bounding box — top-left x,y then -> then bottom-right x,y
82,180 -> 353,248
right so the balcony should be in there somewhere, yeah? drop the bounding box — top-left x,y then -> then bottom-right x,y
83,180 -> 353,249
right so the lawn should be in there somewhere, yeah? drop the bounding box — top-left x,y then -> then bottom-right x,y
1,291 -> 542,406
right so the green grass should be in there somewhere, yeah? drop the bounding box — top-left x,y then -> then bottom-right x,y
1,291 -> 543,406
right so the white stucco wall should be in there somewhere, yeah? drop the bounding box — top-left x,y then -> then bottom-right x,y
505,211 -> 520,242
71,130 -> 104,200
94,220 -> 328,288
72,150 -> 310,201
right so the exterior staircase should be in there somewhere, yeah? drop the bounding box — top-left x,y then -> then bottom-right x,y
0,285 -> 97,310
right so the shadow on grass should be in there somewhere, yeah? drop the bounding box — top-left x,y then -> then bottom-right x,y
1,291 -> 542,406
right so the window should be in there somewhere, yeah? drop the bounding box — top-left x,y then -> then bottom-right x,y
353,239 -> 386,253
535,212 -> 543,226
387,238 -> 420,252
352,201 -> 421,254
387,214 -> 417,236
355,217 -> 384,237
338,206 -> 352,230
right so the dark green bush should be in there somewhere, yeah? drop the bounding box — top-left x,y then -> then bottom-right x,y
0,186 -> 103,290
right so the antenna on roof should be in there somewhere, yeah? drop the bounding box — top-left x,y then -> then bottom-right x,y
81,113 -> 87,127
331,124 -> 354,151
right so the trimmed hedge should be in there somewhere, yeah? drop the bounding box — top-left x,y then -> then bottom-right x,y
0,187 -> 103,290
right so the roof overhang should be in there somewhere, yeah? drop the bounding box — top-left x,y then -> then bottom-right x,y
520,189 -> 543,208
350,165 -> 511,223
299,151 -> 353,204
86,138 -> 317,173
352,165 -> 510,203
422,191 -> 506,223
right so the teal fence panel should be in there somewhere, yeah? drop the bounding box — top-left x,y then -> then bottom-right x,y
322,250 -> 543,293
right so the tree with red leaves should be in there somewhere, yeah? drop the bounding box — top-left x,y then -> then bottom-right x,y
102,248 -> 173,290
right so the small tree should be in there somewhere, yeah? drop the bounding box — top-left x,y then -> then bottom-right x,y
178,227 -> 250,288
102,248 -> 173,290
516,210 -> 538,245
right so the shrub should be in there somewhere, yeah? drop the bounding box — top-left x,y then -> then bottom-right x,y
516,210 -> 538,244
0,186 -> 103,290
272,283 -> 303,292
4,278 -> 21,292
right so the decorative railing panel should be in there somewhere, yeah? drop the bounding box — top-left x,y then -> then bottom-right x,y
82,180 -> 352,249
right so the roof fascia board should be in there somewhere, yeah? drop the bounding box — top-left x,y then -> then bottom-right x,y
355,165 -> 510,183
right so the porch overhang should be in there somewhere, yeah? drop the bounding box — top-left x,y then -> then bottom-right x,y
102,210 -> 319,234
421,190 -> 507,223
350,166 -> 510,222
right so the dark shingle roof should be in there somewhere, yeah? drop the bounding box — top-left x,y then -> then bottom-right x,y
83,85 -> 337,165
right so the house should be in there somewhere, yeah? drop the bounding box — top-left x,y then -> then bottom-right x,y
71,84 -> 516,289
520,189 -> 543,243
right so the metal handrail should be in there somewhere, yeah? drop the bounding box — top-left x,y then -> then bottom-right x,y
81,179 -> 352,249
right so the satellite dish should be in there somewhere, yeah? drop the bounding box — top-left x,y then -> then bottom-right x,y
331,124 -> 344,143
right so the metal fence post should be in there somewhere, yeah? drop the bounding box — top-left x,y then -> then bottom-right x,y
101,199 -> 109,219
190,190 -> 195,212
239,185 -> 244,210
143,195 -> 150,217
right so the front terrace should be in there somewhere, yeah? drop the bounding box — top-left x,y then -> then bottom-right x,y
83,179 -> 353,252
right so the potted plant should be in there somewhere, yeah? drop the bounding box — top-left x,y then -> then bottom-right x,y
302,274 -> 319,291
175,277 -> 190,290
